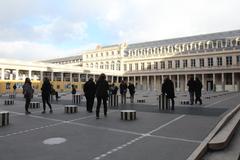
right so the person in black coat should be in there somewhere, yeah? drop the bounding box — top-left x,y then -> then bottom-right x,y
120,80 -> 127,104
83,78 -> 96,112
41,77 -> 53,113
195,77 -> 203,105
95,73 -> 109,119
128,82 -> 135,103
161,77 -> 175,110
187,77 -> 195,105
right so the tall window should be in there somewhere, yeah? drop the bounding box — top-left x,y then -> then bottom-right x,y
183,60 -> 187,68
208,57 -> 213,67
147,62 -> 151,70
116,61 -> 121,70
168,61 -> 172,69
100,62 -> 104,69
237,55 -> 240,65
124,64 -> 127,71
199,58 -> 204,67
154,62 -> 158,70
141,63 -> 145,70
191,59 -> 195,68
160,61 -> 165,69
135,63 -> 139,70
217,57 -> 222,66
175,60 -> 180,68
129,64 -> 132,71
105,62 -> 109,69
226,56 -> 232,66
111,61 -> 115,70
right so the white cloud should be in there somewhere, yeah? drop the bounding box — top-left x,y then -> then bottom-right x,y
0,41 -> 73,61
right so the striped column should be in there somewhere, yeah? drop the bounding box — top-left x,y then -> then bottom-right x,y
0,111 -> 9,127
121,110 -> 136,120
4,99 -> 14,105
29,102 -> 41,109
65,105 -> 78,113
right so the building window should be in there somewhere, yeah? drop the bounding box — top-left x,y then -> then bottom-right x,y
105,62 -> 109,69
90,63 -> 93,68
168,61 -> 172,69
147,62 -> 151,70
111,61 -> 115,70
129,64 -> 132,71
135,63 -> 138,70
112,51 -> 114,55
154,62 -> 158,70
141,63 -> 145,70
217,57 -> 222,66
100,62 -> 104,69
116,61 -> 121,70
226,56 -> 232,65
200,58 -> 204,67
183,59 -> 187,68
175,60 -> 180,68
208,57 -> 213,67
237,55 -> 240,65
124,64 -> 127,71
160,61 -> 165,69
101,53 -> 103,57
95,63 -> 98,69
191,59 -> 195,68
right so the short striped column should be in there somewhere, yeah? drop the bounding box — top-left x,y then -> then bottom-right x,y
137,99 -> 145,103
65,105 -> 78,113
73,94 -> 82,104
4,99 -> 14,105
0,111 -> 9,127
29,102 -> 40,109
180,100 -> 190,105
159,94 -> 170,110
121,110 -> 136,120
9,94 -> 15,99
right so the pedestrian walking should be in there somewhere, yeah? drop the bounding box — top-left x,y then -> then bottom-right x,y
120,80 -> 127,104
71,84 -> 76,103
128,82 -> 135,103
13,84 -> 17,96
22,78 -> 34,114
187,77 -> 195,105
195,77 -> 203,105
83,77 -> 96,112
41,77 -> 53,113
161,77 -> 175,110
95,73 -> 109,119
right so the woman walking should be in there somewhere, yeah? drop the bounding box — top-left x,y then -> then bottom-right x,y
95,73 -> 109,119
41,77 -> 53,113
22,78 -> 34,114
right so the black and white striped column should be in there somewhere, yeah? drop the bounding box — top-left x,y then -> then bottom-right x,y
180,100 -> 190,105
9,94 -> 15,99
4,99 -> 14,105
65,105 -> 78,113
0,111 -> 9,127
158,94 -> 170,110
121,110 -> 136,120
29,102 -> 40,109
73,94 -> 82,104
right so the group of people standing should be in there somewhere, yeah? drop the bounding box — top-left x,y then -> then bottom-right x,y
23,77 -> 53,114
187,77 -> 203,105
161,76 -> 203,110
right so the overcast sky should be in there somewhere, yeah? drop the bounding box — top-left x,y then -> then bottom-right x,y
0,0 -> 239,61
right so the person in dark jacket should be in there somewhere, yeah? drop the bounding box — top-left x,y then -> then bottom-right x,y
161,77 -> 175,110
195,77 -> 203,105
120,80 -> 127,104
83,78 -> 96,112
95,73 -> 109,119
22,78 -> 34,114
71,84 -> 76,103
128,82 -> 135,103
187,77 -> 195,105
41,77 -> 53,113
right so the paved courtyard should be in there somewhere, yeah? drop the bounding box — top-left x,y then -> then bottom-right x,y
0,91 -> 239,160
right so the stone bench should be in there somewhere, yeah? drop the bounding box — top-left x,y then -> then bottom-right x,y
137,99 -> 145,103
65,105 -> 78,113
121,110 -> 136,120
4,99 -> 14,105
180,100 -> 190,105
0,111 -> 9,127
29,102 -> 40,109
